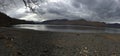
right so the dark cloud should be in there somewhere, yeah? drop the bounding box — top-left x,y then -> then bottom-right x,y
71,0 -> 120,22
1,0 -> 120,23
47,7 -> 67,15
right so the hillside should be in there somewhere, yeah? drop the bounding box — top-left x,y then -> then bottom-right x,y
42,19 -> 120,28
0,12 -> 34,27
42,19 -> 106,27
1,12 -> 120,28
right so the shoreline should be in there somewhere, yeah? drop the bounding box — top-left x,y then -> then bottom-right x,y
14,24 -> 120,33
0,27 -> 120,56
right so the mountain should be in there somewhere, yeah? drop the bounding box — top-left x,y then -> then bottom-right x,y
106,23 -> 120,28
1,11 -> 120,28
41,19 -> 120,28
42,19 -> 106,27
0,12 -> 35,27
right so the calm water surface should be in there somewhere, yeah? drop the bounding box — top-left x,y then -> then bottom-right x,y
14,24 -> 120,33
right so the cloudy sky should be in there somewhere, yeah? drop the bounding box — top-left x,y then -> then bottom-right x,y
0,0 -> 120,23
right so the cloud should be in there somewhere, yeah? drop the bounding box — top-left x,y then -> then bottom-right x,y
35,0 -> 94,20
1,0 -> 120,23
70,0 -> 120,22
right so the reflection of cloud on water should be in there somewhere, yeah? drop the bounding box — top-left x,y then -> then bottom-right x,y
14,24 -> 120,33
14,24 -> 48,31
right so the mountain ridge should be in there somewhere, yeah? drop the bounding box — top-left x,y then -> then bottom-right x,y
41,19 -> 120,28
0,12 -> 35,27
0,12 -> 120,28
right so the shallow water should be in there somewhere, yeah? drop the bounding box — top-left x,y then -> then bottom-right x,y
14,24 -> 120,33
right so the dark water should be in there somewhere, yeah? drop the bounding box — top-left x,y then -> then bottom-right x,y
14,24 -> 120,33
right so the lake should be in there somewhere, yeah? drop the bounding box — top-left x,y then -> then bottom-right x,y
14,24 -> 120,33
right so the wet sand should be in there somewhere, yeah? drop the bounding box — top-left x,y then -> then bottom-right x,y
0,27 -> 120,56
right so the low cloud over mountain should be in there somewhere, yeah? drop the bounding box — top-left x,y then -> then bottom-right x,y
0,0 -> 120,23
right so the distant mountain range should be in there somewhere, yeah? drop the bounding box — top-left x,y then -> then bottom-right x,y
41,19 -> 120,28
0,12 -> 120,28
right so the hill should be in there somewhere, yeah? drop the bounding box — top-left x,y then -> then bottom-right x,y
0,12 -> 35,27
42,19 -> 120,28
42,19 -> 106,27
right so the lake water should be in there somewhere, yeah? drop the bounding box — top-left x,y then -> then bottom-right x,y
14,24 -> 120,33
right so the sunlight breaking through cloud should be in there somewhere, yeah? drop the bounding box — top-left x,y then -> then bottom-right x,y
1,0 -> 120,23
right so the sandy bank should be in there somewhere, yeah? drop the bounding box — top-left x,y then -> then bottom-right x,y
0,27 -> 120,56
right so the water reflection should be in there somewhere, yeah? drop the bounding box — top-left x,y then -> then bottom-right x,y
14,24 -> 120,33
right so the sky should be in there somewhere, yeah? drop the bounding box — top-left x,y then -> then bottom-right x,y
0,0 -> 120,23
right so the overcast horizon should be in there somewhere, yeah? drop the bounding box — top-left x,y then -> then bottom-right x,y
0,0 -> 120,23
